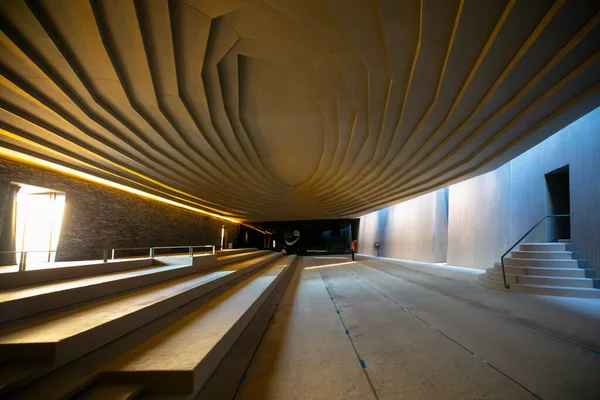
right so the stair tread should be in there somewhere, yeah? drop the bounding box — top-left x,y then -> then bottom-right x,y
479,276 -> 600,295
0,254 -> 276,345
493,263 -> 593,271
215,248 -> 257,255
524,275 -> 598,281
76,383 -> 144,400
514,283 -> 600,291
0,260 -> 209,304
0,364 -> 45,391
487,271 -> 596,281
504,257 -> 579,261
102,257 -> 291,373
520,242 -> 568,245
0,252 -> 266,303
512,251 -> 573,254
216,250 -> 268,262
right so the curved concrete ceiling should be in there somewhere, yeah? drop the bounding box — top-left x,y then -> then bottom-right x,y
1,0 -> 600,222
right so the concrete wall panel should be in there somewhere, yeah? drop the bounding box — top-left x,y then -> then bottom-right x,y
362,106 -> 600,273
447,165 -> 510,270
359,189 -> 446,263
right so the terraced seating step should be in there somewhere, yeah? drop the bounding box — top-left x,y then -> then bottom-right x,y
215,248 -> 258,256
0,259 -> 210,323
0,253 -> 281,366
75,383 -> 144,400
0,253 -> 282,396
0,250 -> 271,323
216,250 -> 270,266
0,249 -> 260,291
95,256 -> 294,396
0,258 -> 154,289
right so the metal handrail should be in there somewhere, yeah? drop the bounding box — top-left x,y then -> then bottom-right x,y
500,214 -> 570,289
0,244 -> 216,272
0,248 -> 107,272
111,245 -> 215,260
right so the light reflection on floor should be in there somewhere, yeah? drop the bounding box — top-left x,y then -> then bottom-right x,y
304,261 -> 356,270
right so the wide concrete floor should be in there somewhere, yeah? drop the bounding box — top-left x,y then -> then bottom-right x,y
238,256 -> 600,400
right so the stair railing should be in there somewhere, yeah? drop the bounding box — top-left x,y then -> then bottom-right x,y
111,245 -> 215,260
500,214 -> 570,289
0,245 -> 216,272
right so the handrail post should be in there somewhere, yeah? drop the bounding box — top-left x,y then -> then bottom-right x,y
500,256 -> 509,289
189,246 -> 193,258
149,247 -> 154,259
111,249 -> 115,260
212,245 -> 215,255
103,249 -> 108,263
19,251 -> 27,272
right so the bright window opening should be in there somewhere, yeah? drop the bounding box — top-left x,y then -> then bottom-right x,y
15,184 -> 66,264
220,225 -> 225,250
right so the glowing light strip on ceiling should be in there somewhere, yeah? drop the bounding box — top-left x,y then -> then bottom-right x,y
0,146 -> 268,233
0,127 -> 239,216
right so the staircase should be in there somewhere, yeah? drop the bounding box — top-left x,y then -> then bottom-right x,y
0,248 -> 297,398
479,243 -> 600,298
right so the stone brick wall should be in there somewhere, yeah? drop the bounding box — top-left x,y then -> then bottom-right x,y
0,158 -> 240,261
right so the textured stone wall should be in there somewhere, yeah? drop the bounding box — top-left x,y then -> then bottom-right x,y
0,158 -> 239,261
0,180 -> 10,234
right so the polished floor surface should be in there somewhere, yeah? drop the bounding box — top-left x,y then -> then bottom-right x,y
237,256 -> 600,400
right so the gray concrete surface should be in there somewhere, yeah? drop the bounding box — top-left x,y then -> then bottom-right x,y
97,257 -> 292,394
238,256 -> 600,400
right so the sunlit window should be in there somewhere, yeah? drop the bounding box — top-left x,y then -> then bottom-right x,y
15,184 -> 66,264
220,225 -> 225,250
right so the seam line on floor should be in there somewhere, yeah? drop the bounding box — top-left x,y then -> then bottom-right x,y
317,270 -> 380,400
344,265 -> 543,400
231,260 -> 297,400
367,258 -> 600,356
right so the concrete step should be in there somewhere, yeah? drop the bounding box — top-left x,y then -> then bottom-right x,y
0,253 -> 281,366
196,254 -> 297,400
216,250 -> 270,266
485,270 -> 597,288
493,263 -> 595,278
510,250 -> 578,260
0,364 -> 46,395
95,256 -> 294,396
215,248 -> 258,256
0,258 -> 154,290
0,254 -> 220,323
478,274 -> 600,298
503,257 -> 586,268
74,383 -> 144,400
0,249 -> 262,291
519,243 -> 569,251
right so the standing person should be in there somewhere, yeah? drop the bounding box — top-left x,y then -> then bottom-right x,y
350,239 -> 357,261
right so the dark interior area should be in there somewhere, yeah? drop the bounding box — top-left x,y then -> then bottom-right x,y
545,165 -> 571,242
255,219 -> 358,254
